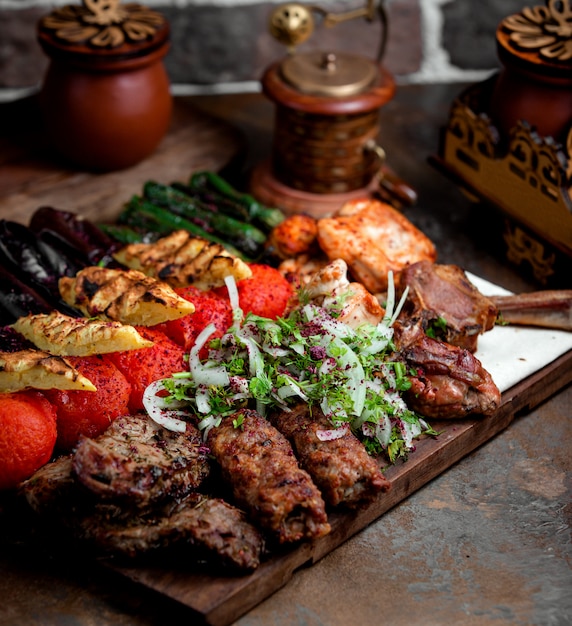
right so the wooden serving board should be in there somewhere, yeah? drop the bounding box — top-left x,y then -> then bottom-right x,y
0,97 -> 243,225
110,348 -> 572,626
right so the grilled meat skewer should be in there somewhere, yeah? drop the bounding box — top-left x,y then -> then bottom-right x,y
269,403 -> 390,509
206,409 -> 331,544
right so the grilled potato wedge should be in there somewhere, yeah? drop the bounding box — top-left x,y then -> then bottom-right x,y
59,267 -> 195,326
113,230 -> 252,290
13,311 -> 154,356
317,199 -> 437,293
0,349 -> 96,393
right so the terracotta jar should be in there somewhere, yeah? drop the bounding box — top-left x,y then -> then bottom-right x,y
37,1 -> 172,171
489,0 -> 572,145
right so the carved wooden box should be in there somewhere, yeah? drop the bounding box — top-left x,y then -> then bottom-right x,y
432,0 -> 571,287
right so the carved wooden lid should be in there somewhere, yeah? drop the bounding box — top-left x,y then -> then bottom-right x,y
38,0 -> 169,63
497,0 -> 572,78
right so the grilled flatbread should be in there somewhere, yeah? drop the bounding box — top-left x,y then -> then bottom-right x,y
113,230 -> 252,290
0,349 -> 96,393
58,267 -> 195,326
12,311 -> 154,356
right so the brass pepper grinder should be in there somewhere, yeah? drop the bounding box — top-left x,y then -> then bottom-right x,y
251,0 -> 416,217
37,0 -> 172,172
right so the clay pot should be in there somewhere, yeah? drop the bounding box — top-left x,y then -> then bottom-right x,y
489,19 -> 572,145
37,16 -> 172,172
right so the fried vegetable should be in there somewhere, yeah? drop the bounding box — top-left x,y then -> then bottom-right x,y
29,206 -> 118,266
155,286 -> 233,354
118,196 -> 245,259
213,263 -> 293,320
43,355 -> 132,452
0,264 -> 55,325
0,220 -> 83,316
0,390 -> 58,490
106,326 -> 186,412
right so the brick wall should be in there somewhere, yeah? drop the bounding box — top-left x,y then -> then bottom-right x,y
0,0 -> 531,100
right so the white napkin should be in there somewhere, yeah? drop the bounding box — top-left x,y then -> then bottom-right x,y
468,274 -> 572,393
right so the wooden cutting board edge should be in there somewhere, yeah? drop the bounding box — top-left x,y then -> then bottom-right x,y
109,348 -> 572,626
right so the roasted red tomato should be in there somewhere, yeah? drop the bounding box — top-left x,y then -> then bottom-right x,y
214,263 -> 294,320
156,286 -> 233,355
107,326 -> 187,413
44,355 -> 131,452
0,390 -> 58,490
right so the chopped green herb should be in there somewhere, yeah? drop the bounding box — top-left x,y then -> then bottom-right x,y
425,315 -> 448,339
143,274 -> 436,463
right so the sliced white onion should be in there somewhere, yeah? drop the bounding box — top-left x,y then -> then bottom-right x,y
277,377 -> 308,401
316,423 -> 350,441
198,414 -> 222,439
237,332 -> 264,378
374,413 -> 392,447
195,385 -> 212,414
328,336 -> 366,417
224,274 -> 244,326
190,323 -> 230,386
143,379 -> 188,433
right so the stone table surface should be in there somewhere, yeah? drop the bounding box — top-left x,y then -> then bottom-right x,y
0,83 -> 570,626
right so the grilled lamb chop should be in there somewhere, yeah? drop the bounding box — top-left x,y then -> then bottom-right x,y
72,414 -> 210,507
22,456 -> 264,571
206,409 -> 331,544
490,290 -> 572,331
397,333 -> 500,419
269,403 -> 390,508
397,260 -> 498,353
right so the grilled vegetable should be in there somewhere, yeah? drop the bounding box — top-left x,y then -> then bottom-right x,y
13,312 -> 154,357
97,223 -> 157,245
188,171 -> 285,232
0,220 -> 76,305
171,181 -> 251,222
113,230 -> 252,290
0,220 -> 86,320
59,266 -> 196,326
0,264 -> 56,325
0,326 -> 35,353
118,196 -> 246,259
143,181 -> 267,258
29,206 -> 119,266
0,349 -> 97,393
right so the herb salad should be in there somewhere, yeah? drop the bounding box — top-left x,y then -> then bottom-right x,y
143,273 -> 436,463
